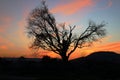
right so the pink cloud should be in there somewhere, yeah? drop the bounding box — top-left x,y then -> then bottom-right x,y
51,0 -> 95,15
0,28 -> 4,32
108,0 -> 112,7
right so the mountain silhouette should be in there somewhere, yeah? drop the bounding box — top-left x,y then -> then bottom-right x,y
70,51 -> 120,64
83,51 -> 120,63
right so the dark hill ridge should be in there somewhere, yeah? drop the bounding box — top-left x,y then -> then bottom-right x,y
69,51 -> 120,79
70,51 -> 120,64
85,51 -> 120,63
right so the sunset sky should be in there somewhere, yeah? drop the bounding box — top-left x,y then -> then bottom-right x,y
0,0 -> 120,59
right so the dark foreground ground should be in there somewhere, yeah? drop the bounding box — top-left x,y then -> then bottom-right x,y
0,51 -> 120,80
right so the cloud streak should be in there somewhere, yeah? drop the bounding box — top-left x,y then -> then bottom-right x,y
96,41 -> 120,52
51,0 -> 95,15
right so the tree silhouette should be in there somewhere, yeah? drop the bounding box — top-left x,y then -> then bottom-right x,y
27,1 -> 106,62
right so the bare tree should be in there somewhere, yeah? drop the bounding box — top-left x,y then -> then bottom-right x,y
26,1 -> 106,62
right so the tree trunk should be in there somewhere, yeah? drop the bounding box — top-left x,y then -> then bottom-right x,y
61,53 -> 68,63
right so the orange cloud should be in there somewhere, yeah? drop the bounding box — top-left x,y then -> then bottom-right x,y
51,0 -> 95,15
0,45 -> 8,50
71,41 -> 120,59
0,36 -> 16,57
78,40 -> 119,58
95,41 -> 120,53
0,36 -> 14,52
